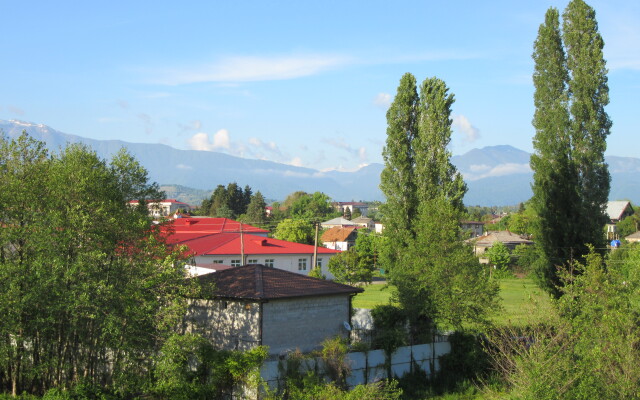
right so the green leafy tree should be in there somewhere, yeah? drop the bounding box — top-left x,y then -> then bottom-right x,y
530,1 -> 611,297
274,218 -> 314,245
490,247 -> 640,399
327,249 -> 374,285
380,75 -> 499,330
618,213 -> 640,239
244,191 -> 267,225
343,207 -> 352,220
351,206 -> 362,219
0,134 -> 191,396
380,73 -> 418,252
288,191 -> 335,220
485,242 -> 512,272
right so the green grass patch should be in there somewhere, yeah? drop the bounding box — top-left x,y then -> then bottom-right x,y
491,277 -> 555,326
353,277 -> 554,328
352,283 -> 396,309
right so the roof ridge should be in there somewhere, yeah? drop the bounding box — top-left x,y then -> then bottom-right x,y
255,265 -> 264,298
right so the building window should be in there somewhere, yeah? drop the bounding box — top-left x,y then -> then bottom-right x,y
317,258 -> 323,269
231,259 -> 241,267
265,259 -> 275,268
298,258 -> 307,271
212,260 -> 223,264
248,259 -> 258,264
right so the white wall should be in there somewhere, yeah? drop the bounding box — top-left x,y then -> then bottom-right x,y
195,253 -> 336,279
261,340 -> 451,388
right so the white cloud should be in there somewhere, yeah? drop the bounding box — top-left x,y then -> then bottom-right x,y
469,164 -> 491,172
452,114 -> 480,142
289,157 -> 304,167
152,53 -> 352,85
358,147 -> 367,161
176,164 -> 193,170
373,93 -> 392,108
322,138 -> 369,163
187,129 -> 231,151
462,163 -> 531,181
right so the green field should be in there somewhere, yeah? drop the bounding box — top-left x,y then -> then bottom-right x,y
352,282 -> 396,309
492,277 -> 555,326
352,277 -> 554,327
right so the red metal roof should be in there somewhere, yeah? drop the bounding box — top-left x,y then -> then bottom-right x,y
163,217 -> 268,235
173,232 -> 339,257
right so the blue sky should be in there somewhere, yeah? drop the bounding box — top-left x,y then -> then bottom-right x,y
1,1 -> 638,171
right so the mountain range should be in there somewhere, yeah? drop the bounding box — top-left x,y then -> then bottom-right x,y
2,119 -> 639,206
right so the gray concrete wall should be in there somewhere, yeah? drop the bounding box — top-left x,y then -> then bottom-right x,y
261,341 -> 451,389
183,299 -> 261,352
262,295 -> 351,355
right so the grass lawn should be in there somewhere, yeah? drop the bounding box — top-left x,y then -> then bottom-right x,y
352,276 -> 554,327
352,282 -> 396,309
492,277 -> 555,326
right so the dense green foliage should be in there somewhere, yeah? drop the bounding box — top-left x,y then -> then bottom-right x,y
273,218 -> 315,245
488,246 -> 640,399
380,73 -> 499,330
200,182 -> 253,218
154,334 -> 267,400
530,0 -> 611,297
327,248 -> 373,285
485,242 -> 512,275
0,133 -> 193,396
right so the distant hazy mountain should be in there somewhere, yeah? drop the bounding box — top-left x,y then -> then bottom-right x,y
2,120 -> 639,206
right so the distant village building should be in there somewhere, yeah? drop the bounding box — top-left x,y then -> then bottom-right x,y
351,216 -> 375,230
183,264 -> 363,355
460,221 -> 484,238
332,202 -> 369,217
322,226 -> 358,251
128,199 -> 192,217
625,231 -> 640,244
606,200 -> 635,240
467,230 -> 534,258
320,217 -> 355,229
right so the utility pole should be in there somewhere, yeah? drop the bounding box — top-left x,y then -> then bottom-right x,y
240,222 -> 245,265
312,221 -> 319,271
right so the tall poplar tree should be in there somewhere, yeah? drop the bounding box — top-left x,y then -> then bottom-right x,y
563,0 -> 611,248
530,7 -> 578,296
531,0 -> 611,296
380,75 -> 498,330
379,72 -> 418,249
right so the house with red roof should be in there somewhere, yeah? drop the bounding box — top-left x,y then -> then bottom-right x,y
183,264 -> 363,355
167,216 -> 269,237
321,226 -> 358,251
128,198 -> 193,217
169,232 -> 339,278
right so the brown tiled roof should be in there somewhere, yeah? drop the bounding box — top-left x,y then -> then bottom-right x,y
195,264 -> 363,300
321,226 -> 357,242
468,230 -> 533,246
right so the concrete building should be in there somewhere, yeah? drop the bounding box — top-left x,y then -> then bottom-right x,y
351,216 -> 375,230
128,199 -> 192,217
468,230 -> 534,256
183,264 -> 363,355
460,221 -> 484,238
332,202 -> 369,217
